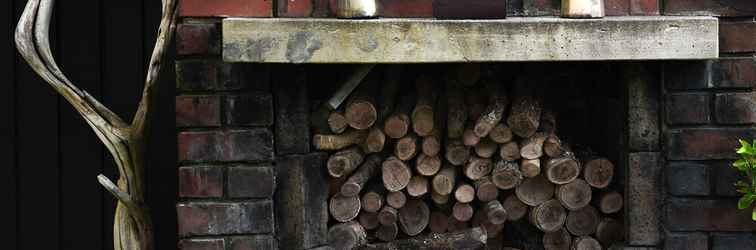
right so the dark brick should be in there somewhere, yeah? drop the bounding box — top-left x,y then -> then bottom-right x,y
178,131 -> 223,162
237,64 -> 271,91
715,161 -> 746,197
508,0 -> 524,16
629,0 -> 659,15
712,58 -> 756,89
666,93 -> 710,125
179,166 -> 224,198
720,21 -> 756,53
666,198 -> 756,231
663,0 -> 756,16
276,153 -> 330,249
712,233 -> 756,250
229,235 -> 278,250
665,232 -> 708,250
176,95 -> 221,127
434,0 -> 507,19
217,63 -> 243,90
381,0 -> 434,17
665,61 -> 711,90
224,93 -> 274,126
715,92 -> 756,124
627,65 -> 660,151
179,0 -> 273,17
177,22 -> 220,56
228,165 -> 275,198
522,0 -> 559,16
667,162 -> 710,196
225,129 -> 274,162
627,152 -> 662,245
177,60 -> 219,91
667,128 -> 756,160
605,0 -> 630,16
274,66 -> 310,155
179,238 -> 225,250
177,201 -> 274,237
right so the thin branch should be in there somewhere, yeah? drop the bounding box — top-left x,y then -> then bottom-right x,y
98,174 -> 136,211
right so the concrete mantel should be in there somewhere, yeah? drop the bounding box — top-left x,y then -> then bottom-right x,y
222,16 -> 719,63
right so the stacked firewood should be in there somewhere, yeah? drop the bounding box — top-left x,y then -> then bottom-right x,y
312,65 -> 624,250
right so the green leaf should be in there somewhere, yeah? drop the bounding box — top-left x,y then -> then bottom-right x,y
735,181 -> 750,193
738,195 -> 755,209
752,206 -> 756,221
733,159 -> 749,171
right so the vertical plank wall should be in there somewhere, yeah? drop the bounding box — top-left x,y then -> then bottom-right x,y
3,1 -> 177,249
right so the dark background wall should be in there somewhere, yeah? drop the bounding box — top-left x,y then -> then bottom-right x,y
2,0 -> 177,249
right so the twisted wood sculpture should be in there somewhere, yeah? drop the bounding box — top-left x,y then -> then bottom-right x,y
15,0 -> 178,249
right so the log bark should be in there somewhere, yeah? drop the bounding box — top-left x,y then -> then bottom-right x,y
475,177 -> 499,202
446,139 -> 471,166
328,221 -> 368,250
398,199 -> 430,236
330,193 -> 361,222
520,133 -> 547,160
538,110 -> 557,135
328,111 -> 348,134
542,227 -> 571,250
516,175 -> 555,206
454,183 -> 476,203
361,191 -> 384,213
453,202 -> 475,222
492,160 -> 523,190
543,134 -> 564,158
464,156 -> 494,180
341,154 -> 382,196
412,76 -> 436,137
433,165 -> 457,195
360,227 -> 487,250
359,212 -> 380,230
381,156 -> 412,192
565,206 -> 599,236
506,79 -> 542,138
431,191 -> 451,205
474,138 -> 498,158
375,222 -> 399,242
313,129 -> 367,151
520,158 -> 541,178
416,153 -> 441,176
472,208 -> 505,238
395,133 -> 418,161
595,218 -> 623,247
474,83 -> 508,137
485,200 -> 508,225
327,146 -> 365,178
555,179 -> 592,211
503,195 -> 528,221
378,206 -> 398,226
463,127 -> 481,146
571,236 -> 601,250
598,191 -> 623,214
489,123 -> 514,144
407,175 -> 429,197
545,154 -> 580,185
530,199 -> 567,233
429,211 -> 450,233
583,158 -> 614,189
386,191 -> 407,209
446,82 -> 467,139
363,127 -> 386,153
499,141 -> 521,161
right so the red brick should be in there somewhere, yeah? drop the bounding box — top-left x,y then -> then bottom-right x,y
667,128 -> 756,160
178,131 -> 223,162
179,0 -> 273,17
179,166 -> 223,198
667,162 -> 710,196
177,22 -> 220,56
666,198 -> 756,231
224,93 -> 274,126
665,61 -> 712,90
381,0 -> 434,17
663,0 -> 756,16
227,166 -> 275,198
176,60 -> 219,91
434,0 -> 507,19
229,235 -> 278,250
714,161 -> 746,197
712,59 -> 756,88
177,129 -> 274,162
604,0 -> 630,16
720,21 -> 756,53
277,0 -> 313,17
177,201 -> 274,236
715,92 -> 756,124
179,238 -> 225,250
176,95 -> 221,127
666,93 -> 711,125
629,0 -> 659,15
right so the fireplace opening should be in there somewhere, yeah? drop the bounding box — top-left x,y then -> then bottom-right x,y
299,62 -> 633,249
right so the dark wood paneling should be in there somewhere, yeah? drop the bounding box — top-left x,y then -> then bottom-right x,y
2,0 -> 17,249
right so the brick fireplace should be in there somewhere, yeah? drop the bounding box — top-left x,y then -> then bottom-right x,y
174,1 -> 755,249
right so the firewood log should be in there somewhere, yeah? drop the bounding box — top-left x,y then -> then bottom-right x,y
565,206 -> 599,236
452,202 -> 475,222
377,65 -> 402,122
499,141 -> 521,161
466,87 -> 487,121
422,130 -> 442,157
475,176 -> 499,202
489,123 -> 514,144
520,132 -> 547,160
555,179 -> 592,211
395,133 -> 418,161
520,158 -> 541,178
429,211 -> 450,233
595,218 -> 623,247
447,216 -> 470,232
446,82 -> 467,139
454,183 -> 476,203
446,139 -> 471,166
529,199 -> 567,233
475,137 -> 498,158
341,154 -> 382,196
328,221 -> 367,250
378,206 -> 398,226
329,193 -> 361,222
386,191 -> 407,209
542,227 -> 571,250
598,191 -> 623,214
416,153 -> 441,176
398,199 -> 430,236
433,165 -> 457,195
474,82 -> 508,137
328,111 -> 348,134
492,160 -> 523,190
538,110 -> 557,135
485,200 -> 508,225
506,79 -> 543,138
375,222 -> 399,242
463,127 -> 481,146
571,236 -> 602,250
412,76 -> 436,137
361,191 -> 384,213
363,127 -> 386,153
313,129 -> 367,151
545,154 -> 580,185
543,134 -> 564,158
583,158 -> 614,189
464,156 -> 493,180
431,191 -> 451,205
359,227 -> 487,250
473,211 -> 505,239
383,95 -> 413,139
407,175 -> 429,197
329,176 -> 348,197
327,146 -> 365,178
381,156 -> 412,192
345,71 -> 381,130
359,211 -> 380,230
503,194 -> 528,221
516,175 -> 555,206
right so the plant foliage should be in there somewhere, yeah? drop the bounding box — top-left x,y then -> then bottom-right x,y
733,139 -> 756,221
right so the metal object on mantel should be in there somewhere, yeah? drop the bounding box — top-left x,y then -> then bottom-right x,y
336,0 -> 381,19
561,0 -> 605,18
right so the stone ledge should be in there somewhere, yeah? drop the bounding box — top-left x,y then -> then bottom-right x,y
223,16 -> 718,63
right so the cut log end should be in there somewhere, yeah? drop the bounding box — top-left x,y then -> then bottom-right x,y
359,212 -> 380,230
364,127 -> 386,153
328,111 -> 348,134
542,227 -> 571,250
346,100 -> 378,130
378,206 -> 399,226
530,199 -> 567,233
492,160 -> 523,190
596,218 -> 624,246
516,175 -> 555,207
407,175 -> 429,197
566,205 -> 599,237
556,179 -> 592,211
330,193 -> 361,222
361,191 -> 384,213
395,135 -> 418,161
499,141 -> 521,161
464,156 -> 493,180
327,147 -> 365,178
571,236 -> 602,250
412,106 -> 435,137
454,183 -> 476,203
398,199 -> 430,236
453,202 -> 475,222
475,177 -> 499,202
416,154 -> 442,176
463,128 -> 481,146
382,157 -> 412,192
474,138 -> 498,158
328,221 -> 367,250
375,222 -> 399,242
545,156 -> 580,185
432,165 -> 457,195
520,158 -> 541,178
485,200 -> 508,225
489,123 -> 513,144
386,191 -> 407,209
599,191 -> 623,214
384,114 -> 409,139
583,158 -> 615,189
503,195 -> 528,221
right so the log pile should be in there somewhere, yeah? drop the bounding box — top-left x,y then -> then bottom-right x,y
314,66 -> 625,249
